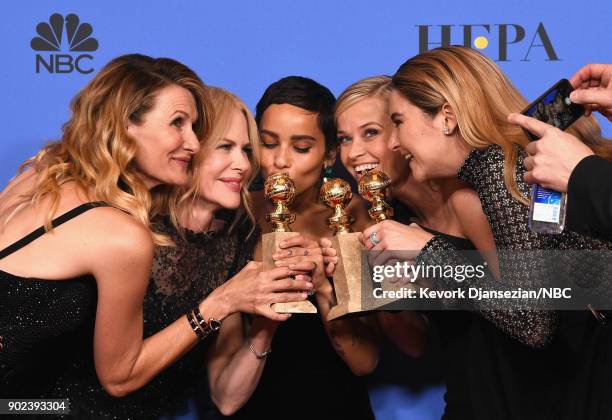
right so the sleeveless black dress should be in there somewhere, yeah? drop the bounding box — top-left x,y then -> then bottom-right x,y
227,226 -> 374,420
51,216 -> 254,418
0,202 -> 105,397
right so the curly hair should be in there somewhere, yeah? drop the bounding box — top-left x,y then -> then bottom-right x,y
6,54 -> 212,245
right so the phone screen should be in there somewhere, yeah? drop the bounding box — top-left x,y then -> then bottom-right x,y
521,79 -> 584,141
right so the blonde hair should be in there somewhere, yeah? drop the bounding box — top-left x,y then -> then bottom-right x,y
5,54 -> 212,245
392,46 -> 612,205
160,87 -> 260,236
391,47 -> 529,203
335,76 -> 392,119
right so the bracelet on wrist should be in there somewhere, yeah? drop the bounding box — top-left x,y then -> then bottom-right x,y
247,339 -> 272,359
186,306 -> 222,340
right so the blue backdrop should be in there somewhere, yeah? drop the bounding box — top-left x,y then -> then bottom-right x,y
1,1 -> 611,418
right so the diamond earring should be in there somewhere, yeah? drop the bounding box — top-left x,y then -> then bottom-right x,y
443,118 -> 450,135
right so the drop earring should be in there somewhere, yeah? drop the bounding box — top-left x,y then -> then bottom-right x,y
323,165 -> 333,178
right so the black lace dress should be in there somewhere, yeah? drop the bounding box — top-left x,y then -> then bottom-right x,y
51,216 -> 255,419
417,145 -> 612,419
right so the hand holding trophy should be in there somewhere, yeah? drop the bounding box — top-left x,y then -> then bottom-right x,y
360,169 -> 412,306
320,178 -> 362,320
263,172 -> 317,313
321,169 -> 394,320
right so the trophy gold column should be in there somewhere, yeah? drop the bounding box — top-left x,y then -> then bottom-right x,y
320,178 -> 363,320
322,170 -> 408,319
262,172 -> 317,314
321,170 -> 396,320
359,169 -> 407,308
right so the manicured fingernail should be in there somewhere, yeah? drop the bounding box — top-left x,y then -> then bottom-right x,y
289,264 -> 295,269
307,282 -> 313,289
279,241 -> 287,247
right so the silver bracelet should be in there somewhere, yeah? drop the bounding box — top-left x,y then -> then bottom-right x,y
248,339 -> 272,359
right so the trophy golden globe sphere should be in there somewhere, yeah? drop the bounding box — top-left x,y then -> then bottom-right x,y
264,172 -> 296,204
358,169 -> 391,200
264,172 -> 296,232
320,178 -> 354,234
357,169 -> 393,222
320,178 -> 353,208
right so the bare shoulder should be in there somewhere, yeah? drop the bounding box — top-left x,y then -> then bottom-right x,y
74,207 -> 154,302
449,187 -> 495,249
83,206 -> 154,263
448,186 -> 482,211
449,187 -> 488,224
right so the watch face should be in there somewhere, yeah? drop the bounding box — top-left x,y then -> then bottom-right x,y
209,318 -> 222,331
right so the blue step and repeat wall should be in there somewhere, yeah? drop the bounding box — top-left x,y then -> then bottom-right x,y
1,1 -> 611,418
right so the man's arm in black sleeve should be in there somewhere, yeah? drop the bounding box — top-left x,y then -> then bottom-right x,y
566,155 -> 612,240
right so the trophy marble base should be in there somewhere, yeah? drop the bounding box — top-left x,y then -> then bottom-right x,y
327,233 -> 403,320
262,231 -> 317,314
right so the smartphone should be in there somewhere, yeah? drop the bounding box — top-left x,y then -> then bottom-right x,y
522,78 -> 584,234
521,78 -> 585,141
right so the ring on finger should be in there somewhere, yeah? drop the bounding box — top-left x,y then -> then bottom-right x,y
369,231 -> 380,246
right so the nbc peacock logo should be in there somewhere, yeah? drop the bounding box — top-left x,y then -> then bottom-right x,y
31,13 -> 99,74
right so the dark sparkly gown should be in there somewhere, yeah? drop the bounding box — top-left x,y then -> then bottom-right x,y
417,145 -> 612,419
51,216 -> 255,419
0,202 -> 105,398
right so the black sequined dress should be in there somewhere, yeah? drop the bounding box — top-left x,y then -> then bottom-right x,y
51,216 -> 254,419
0,202 -> 105,398
417,145 -> 612,419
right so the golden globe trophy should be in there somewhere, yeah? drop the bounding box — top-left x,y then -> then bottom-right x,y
320,178 -> 364,320
321,171 -> 398,320
263,172 -> 317,314
359,169 -> 407,308
358,169 -> 394,222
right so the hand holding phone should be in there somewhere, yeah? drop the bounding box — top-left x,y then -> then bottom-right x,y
519,78 -> 585,234
521,79 -> 585,141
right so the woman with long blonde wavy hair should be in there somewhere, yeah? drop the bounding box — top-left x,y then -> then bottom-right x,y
361,46 -> 612,419
46,86 -> 312,418
0,56 -> 310,401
